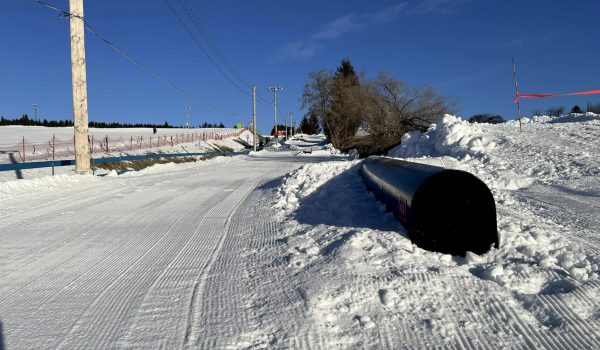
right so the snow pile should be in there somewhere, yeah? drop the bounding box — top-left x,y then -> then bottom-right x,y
516,112 -> 600,125
271,114 -> 600,348
252,134 -> 348,158
389,114 -> 495,158
390,115 -> 532,191
275,161 -> 360,215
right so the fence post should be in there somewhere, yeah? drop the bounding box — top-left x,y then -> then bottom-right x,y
150,135 -> 152,148
91,135 -> 94,154
105,135 -> 109,152
22,136 -> 26,162
52,134 -> 55,175
140,136 -> 143,149
171,136 -> 173,146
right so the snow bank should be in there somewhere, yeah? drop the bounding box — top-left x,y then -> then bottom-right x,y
389,114 -> 496,158
271,113 -> 600,347
0,173 -> 98,199
512,112 -> 600,125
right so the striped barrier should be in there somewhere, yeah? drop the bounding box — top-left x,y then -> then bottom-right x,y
0,151 -> 249,172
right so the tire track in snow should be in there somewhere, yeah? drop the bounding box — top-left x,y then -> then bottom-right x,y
54,187 -> 227,349
1,176 -> 223,349
0,213 -> 126,306
181,179 -> 260,349
0,210 -> 171,349
0,180 -> 212,311
114,179 -> 252,349
0,173 -> 175,265
194,176 -> 312,349
516,182 -> 600,251
0,163 -> 234,288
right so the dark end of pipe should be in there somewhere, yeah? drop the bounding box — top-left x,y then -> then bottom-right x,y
410,170 -> 499,256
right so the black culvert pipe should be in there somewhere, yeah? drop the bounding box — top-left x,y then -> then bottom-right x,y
360,156 -> 498,256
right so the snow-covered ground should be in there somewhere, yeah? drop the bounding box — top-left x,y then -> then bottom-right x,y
0,126 -> 255,182
1,118 -> 599,349
0,126 -> 249,166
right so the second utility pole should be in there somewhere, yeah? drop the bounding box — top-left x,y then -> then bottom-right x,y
252,85 -> 257,151
268,86 -> 283,138
288,111 -> 295,139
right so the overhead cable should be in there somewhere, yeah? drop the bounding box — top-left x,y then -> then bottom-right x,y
31,0 -> 241,117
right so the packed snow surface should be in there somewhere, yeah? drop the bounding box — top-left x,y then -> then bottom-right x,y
1,119 -> 600,349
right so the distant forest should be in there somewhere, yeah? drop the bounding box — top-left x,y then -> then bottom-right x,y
0,114 -> 227,129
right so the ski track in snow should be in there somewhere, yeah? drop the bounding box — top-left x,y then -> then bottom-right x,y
0,152 -> 335,349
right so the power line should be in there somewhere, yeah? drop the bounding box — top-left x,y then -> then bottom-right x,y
179,0 -> 249,88
31,0 -> 241,117
163,0 -> 252,99
176,0 -> 270,105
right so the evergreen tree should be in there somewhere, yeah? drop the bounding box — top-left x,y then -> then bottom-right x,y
299,112 -> 321,134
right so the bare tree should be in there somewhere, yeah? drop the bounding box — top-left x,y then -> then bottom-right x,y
301,60 -> 364,149
301,70 -> 333,135
358,73 -> 454,155
302,64 -> 454,156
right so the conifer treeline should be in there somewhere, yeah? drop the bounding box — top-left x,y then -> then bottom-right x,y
0,114 -> 227,129
0,114 -> 175,128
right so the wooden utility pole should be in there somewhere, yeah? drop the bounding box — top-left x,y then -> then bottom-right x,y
268,86 -> 283,138
70,0 -> 90,174
288,112 -> 295,139
252,85 -> 257,152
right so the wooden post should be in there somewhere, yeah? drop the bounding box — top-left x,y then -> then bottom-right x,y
52,134 -> 55,175
69,0 -> 90,173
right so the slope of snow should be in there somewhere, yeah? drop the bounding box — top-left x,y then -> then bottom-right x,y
269,114 -> 600,348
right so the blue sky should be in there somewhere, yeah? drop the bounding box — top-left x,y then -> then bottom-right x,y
2,0 -> 600,133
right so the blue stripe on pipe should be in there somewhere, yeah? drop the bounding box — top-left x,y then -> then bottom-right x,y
0,151 -> 248,172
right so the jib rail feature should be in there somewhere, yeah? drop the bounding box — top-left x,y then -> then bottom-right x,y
360,156 -> 498,256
